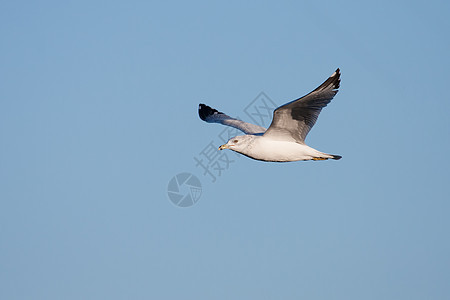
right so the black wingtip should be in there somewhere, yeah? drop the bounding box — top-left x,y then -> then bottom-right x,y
331,154 -> 342,160
332,68 -> 341,90
198,103 -> 223,121
310,68 -> 341,94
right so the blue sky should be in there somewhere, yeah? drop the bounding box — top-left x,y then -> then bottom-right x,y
1,1 -> 449,299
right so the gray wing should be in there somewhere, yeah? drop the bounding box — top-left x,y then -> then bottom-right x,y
263,68 -> 341,143
198,104 -> 266,134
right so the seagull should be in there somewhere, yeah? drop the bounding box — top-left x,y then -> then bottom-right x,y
198,69 -> 342,162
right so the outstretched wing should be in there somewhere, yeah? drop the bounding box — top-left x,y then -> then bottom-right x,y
263,68 -> 341,143
198,104 -> 266,135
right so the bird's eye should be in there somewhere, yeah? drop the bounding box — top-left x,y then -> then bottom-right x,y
233,139 -> 238,143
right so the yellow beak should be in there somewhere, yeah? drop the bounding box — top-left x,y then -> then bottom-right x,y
218,144 -> 229,150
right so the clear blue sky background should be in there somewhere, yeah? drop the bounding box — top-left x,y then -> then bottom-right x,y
1,1 -> 449,299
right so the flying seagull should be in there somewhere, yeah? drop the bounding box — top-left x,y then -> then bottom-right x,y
198,69 -> 342,162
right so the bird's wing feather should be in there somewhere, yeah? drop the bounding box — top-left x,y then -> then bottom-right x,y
263,68 -> 340,143
198,104 -> 266,134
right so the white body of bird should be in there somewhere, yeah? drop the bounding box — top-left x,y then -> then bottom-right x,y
219,135 -> 336,162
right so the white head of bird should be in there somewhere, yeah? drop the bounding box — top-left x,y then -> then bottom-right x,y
218,135 -> 255,153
